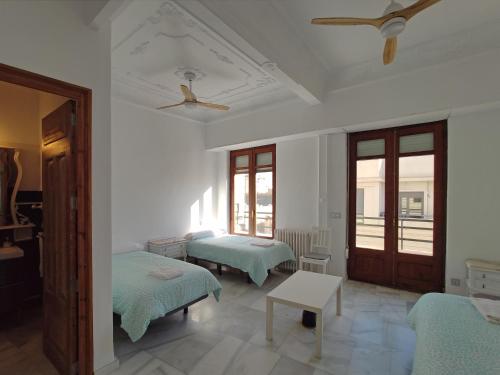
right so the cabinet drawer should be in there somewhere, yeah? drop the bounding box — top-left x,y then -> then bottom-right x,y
150,243 -> 186,259
473,270 -> 500,282
164,249 -> 184,258
0,258 -> 24,286
0,283 -> 24,313
471,277 -> 500,292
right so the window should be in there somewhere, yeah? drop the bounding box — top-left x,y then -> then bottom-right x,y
399,192 -> 425,218
356,188 -> 364,217
230,144 -> 275,238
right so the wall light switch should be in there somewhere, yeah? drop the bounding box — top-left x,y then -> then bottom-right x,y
450,278 -> 461,287
329,212 -> 341,219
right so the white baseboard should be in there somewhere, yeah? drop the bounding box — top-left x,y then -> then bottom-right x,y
95,358 -> 120,375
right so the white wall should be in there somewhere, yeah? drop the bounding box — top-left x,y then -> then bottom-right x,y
205,48 -> 500,293
206,48 -> 500,150
0,0 -> 114,370
111,99 -> 218,252
326,133 -> 348,277
215,151 -> 229,230
276,137 -> 318,230
446,108 -> 500,294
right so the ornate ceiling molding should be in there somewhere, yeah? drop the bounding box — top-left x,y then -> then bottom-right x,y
111,0 -> 290,121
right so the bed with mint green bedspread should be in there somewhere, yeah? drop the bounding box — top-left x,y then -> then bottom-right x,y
407,293 -> 500,375
187,235 -> 295,287
112,251 -> 222,342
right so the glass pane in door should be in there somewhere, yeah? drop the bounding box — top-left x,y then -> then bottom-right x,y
398,155 -> 434,256
356,158 -> 385,250
233,172 -> 250,234
255,170 -> 273,237
256,152 -> 272,166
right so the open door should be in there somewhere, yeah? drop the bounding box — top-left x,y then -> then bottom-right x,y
42,100 -> 79,374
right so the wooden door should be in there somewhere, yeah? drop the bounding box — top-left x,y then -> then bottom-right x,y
348,129 -> 395,286
348,122 -> 446,293
42,100 -> 79,375
394,123 -> 446,292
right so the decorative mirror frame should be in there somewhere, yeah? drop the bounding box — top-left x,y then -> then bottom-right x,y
10,150 -> 21,225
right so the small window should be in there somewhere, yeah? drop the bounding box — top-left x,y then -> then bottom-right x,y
399,192 -> 425,218
356,188 -> 364,217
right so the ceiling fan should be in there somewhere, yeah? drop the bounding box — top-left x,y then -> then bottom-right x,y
157,71 -> 230,111
311,0 -> 441,65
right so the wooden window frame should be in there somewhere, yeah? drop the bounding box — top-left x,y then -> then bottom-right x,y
229,144 -> 276,239
0,63 -> 93,375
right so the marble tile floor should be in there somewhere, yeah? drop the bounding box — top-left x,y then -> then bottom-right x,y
113,268 -> 421,375
0,304 -> 59,375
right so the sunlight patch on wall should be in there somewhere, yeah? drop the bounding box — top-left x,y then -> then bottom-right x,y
190,199 -> 200,231
202,187 -> 213,228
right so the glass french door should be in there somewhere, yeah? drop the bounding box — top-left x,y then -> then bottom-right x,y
230,144 -> 275,238
348,122 -> 446,292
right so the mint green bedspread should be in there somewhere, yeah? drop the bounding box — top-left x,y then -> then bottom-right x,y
187,235 -> 295,287
112,251 -> 221,342
407,293 -> 500,375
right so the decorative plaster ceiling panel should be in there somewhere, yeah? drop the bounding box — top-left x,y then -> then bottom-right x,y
111,0 -> 294,123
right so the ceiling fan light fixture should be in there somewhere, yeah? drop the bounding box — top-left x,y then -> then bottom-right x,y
380,17 -> 406,38
383,0 -> 404,15
310,0 -> 441,65
184,101 -> 197,109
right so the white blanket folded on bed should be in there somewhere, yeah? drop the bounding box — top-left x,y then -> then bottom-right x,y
149,267 -> 184,280
471,297 -> 500,324
250,241 -> 276,248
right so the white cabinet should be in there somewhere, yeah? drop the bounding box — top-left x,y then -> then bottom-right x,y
148,238 -> 187,261
466,259 -> 500,299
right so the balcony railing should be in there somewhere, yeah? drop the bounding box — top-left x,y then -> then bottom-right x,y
356,215 -> 433,256
234,210 -> 273,236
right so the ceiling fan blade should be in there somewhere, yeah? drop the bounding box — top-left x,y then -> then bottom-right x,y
156,101 -> 185,110
383,37 -> 397,65
397,0 -> 441,20
311,17 -> 387,29
196,101 -> 230,111
180,85 -> 195,101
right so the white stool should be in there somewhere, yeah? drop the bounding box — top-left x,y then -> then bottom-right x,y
299,254 -> 330,274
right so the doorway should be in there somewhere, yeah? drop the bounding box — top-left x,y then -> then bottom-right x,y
348,122 -> 446,293
0,64 -> 93,375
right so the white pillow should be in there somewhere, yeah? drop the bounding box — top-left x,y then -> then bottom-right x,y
184,230 -> 215,241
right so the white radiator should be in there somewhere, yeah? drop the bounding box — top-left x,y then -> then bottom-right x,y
274,228 -> 312,273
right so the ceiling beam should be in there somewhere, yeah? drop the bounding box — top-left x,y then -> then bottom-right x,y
90,0 -> 134,30
176,0 -> 326,105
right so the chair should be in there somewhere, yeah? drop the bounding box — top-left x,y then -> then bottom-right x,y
299,227 -> 331,274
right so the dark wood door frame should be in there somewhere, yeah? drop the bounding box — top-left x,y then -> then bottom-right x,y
347,121 -> 447,293
0,63 -> 93,375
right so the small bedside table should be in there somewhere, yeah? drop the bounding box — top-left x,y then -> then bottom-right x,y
148,238 -> 187,261
466,259 -> 500,299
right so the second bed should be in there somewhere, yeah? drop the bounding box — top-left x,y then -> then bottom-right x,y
187,234 -> 295,287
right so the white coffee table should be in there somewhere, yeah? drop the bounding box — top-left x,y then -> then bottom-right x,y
266,270 -> 342,358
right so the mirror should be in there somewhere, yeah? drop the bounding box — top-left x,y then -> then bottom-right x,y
0,148 -> 20,226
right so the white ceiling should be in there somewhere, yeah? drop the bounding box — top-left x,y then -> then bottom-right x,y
111,0 -> 500,123
111,0 -> 295,123
273,0 -> 500,70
